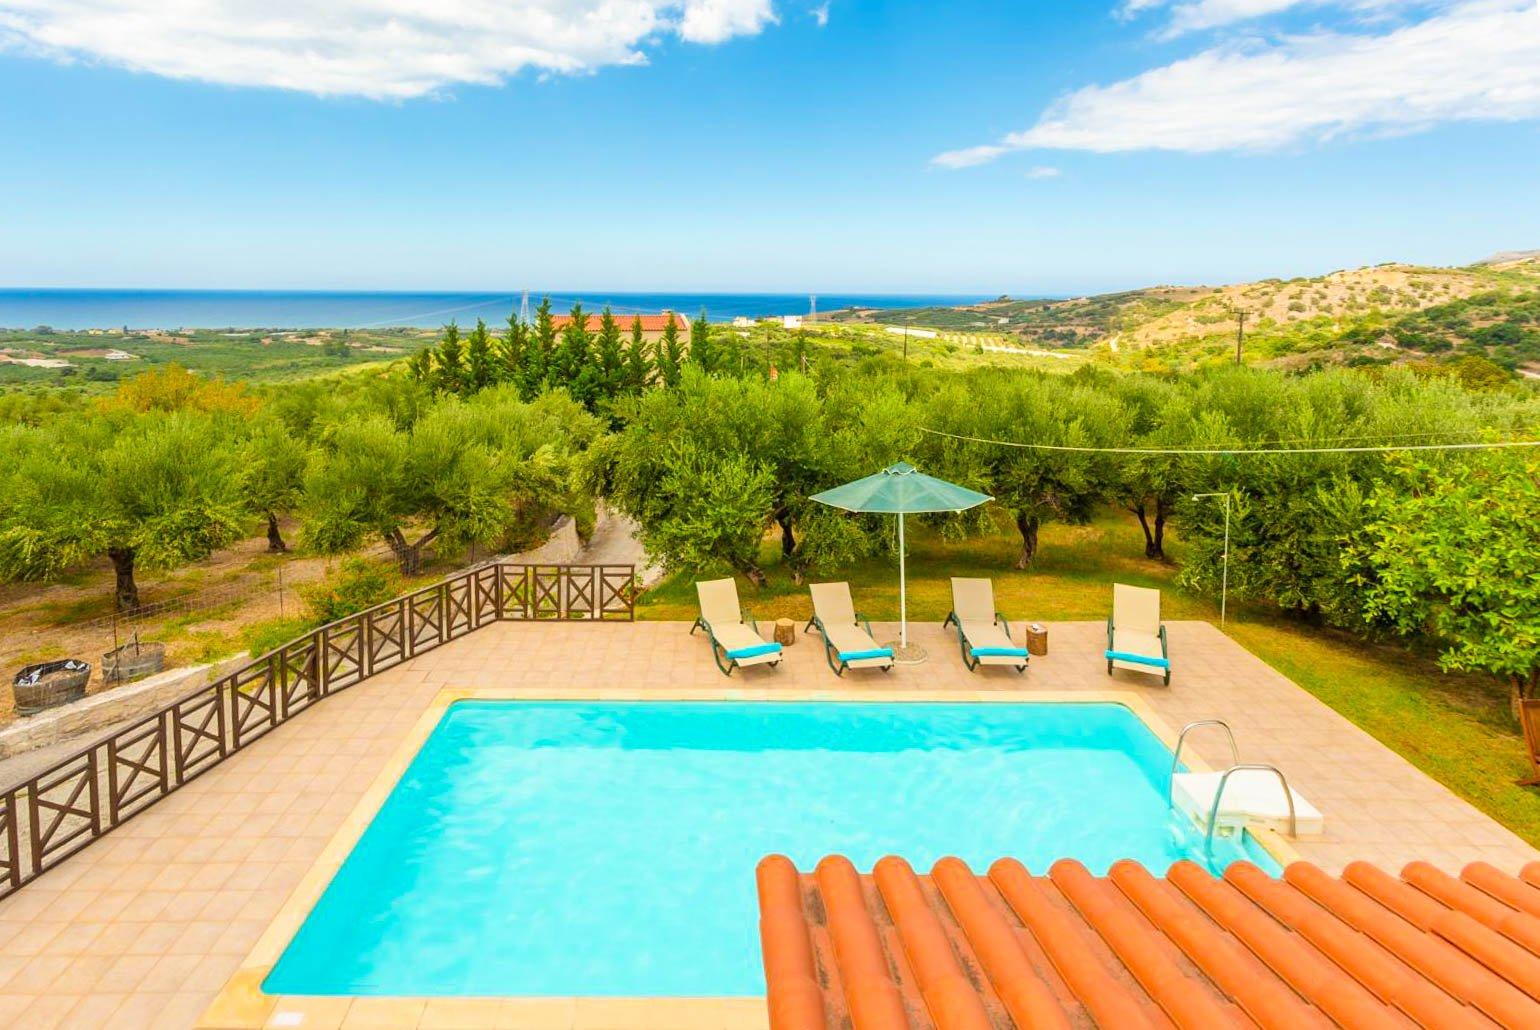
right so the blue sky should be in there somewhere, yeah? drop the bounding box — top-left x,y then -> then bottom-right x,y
1,1 -> 1537,294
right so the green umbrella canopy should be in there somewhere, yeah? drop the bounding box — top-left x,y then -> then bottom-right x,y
809,461 -> 992,514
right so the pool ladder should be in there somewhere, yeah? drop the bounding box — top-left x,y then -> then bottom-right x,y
1168,720 -> 1298,852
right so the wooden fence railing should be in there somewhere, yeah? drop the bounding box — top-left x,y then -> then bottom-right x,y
0,562 -> 635,900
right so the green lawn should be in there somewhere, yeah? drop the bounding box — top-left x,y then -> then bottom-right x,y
637,511 -> 1540,849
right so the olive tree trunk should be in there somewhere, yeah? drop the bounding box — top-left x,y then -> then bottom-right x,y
386,526 -> 439,576
266,512 -> 288,553
1130,500 -> 1170,561
107,546 -> 140,610
1014,511 -> 1040,569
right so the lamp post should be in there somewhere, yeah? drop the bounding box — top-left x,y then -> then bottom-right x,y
1192,492 -> 1231,625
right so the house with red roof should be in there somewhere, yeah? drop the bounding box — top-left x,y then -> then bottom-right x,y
550,310 -> 689,345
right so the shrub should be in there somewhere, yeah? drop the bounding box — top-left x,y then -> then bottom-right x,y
300,558 -> 400,625
243,558 -> 401,657
243,616 -> 311,658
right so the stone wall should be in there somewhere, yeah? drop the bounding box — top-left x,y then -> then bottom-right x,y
0,655 -> 246,764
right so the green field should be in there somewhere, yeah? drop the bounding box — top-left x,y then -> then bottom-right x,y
638,510 -> 1540,849
0,325 -> 436,392
740,319 -> 1091,373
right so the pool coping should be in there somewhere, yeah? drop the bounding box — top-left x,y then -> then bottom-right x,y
199,685 -> 1300,1030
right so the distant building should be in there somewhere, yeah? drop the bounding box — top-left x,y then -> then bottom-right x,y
731,316 -> 754,328
103,349 -> 139,361
550,311 -> 689,345
782,315 -> 803,329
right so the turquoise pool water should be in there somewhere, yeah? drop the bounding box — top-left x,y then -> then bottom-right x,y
265,700 -> 1280,997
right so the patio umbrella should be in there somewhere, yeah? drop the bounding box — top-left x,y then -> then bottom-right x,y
809,462 -> 992,654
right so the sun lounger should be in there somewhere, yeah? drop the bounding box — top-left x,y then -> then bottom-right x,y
942,577 -> 1028,673
691,578 -> 782,676
1172,768 -> 1324,838
805,582 -> 893,676
1106,583 -> 1170,685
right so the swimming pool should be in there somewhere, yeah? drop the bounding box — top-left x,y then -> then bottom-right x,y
264,699 -> 1280,997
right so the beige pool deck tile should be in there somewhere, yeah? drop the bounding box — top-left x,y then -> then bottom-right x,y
0,618 -> 1533,1028
59,992 -> 131,1028
262,995 -> 352,1029
417,998 -> 508,1029
340,997 -> 427,1029
18,991 -> 83,1029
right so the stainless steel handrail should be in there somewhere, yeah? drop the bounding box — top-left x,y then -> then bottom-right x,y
1204,763 -> 1297,852
1168,719 -> 1239,802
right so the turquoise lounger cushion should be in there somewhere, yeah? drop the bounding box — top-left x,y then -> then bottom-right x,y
839,647 -> 893,663
726,642 -> 781,660
1105,649 -> 1169,669
971,646 -> 1029,658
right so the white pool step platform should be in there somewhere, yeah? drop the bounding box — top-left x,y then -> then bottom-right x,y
1173,769 -> 1324,838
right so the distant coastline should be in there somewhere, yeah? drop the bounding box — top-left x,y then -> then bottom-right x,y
0,289 -> 995,332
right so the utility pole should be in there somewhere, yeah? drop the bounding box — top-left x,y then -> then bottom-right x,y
518,289 -> 531,327
809,294 -> 817,324
1234,306 -> 1247,365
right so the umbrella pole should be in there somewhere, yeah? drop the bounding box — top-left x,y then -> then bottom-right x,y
898,512 -> 907,648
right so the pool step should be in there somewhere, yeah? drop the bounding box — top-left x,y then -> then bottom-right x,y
1166,720 -> 1324,850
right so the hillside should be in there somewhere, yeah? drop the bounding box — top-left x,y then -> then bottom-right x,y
835,255 -> 1540,377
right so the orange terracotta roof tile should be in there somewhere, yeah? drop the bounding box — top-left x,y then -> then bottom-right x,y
756,854 -> 1540,1029
550,312 -> 686,331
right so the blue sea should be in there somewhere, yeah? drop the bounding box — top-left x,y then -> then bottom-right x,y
0,289 -> 991,331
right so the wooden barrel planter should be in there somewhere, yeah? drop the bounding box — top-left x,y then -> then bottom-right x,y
12,659 -> 92,716
102,641 -> 166,684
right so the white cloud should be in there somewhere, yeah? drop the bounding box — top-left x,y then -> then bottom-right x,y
1121,0 -> 1425,34
1026,165 -> 1062,178
934,0 -> 1540,163
1152,0 -> 1427,35
679,0 -> 776,43
0,1 -> 779,99
811,2 -> 830,28
932,144 -> 1011,169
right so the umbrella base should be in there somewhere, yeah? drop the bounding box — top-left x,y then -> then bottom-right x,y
883,640 -> 928,665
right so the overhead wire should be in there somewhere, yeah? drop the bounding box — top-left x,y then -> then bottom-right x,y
916,426 -> 1540,456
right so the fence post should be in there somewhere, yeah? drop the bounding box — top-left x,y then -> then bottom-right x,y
85,749 -> 102,837
3,793 -> 20,891
307,631 -> 322,702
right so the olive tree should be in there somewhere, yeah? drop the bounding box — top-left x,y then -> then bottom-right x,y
304,388 -> 598,574
602,368 -> 855,585
1177,367 -> 1497,625
0,413 -> 245,608
239,417 -> 309,552
923,371 -> 1126,567
1110,376 -> 1192,561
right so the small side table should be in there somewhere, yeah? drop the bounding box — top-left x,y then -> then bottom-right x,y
774,618 -> 797,647
1025,623 -> 1048,656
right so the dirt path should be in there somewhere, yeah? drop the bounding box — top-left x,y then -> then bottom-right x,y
579,503 -> 661,585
